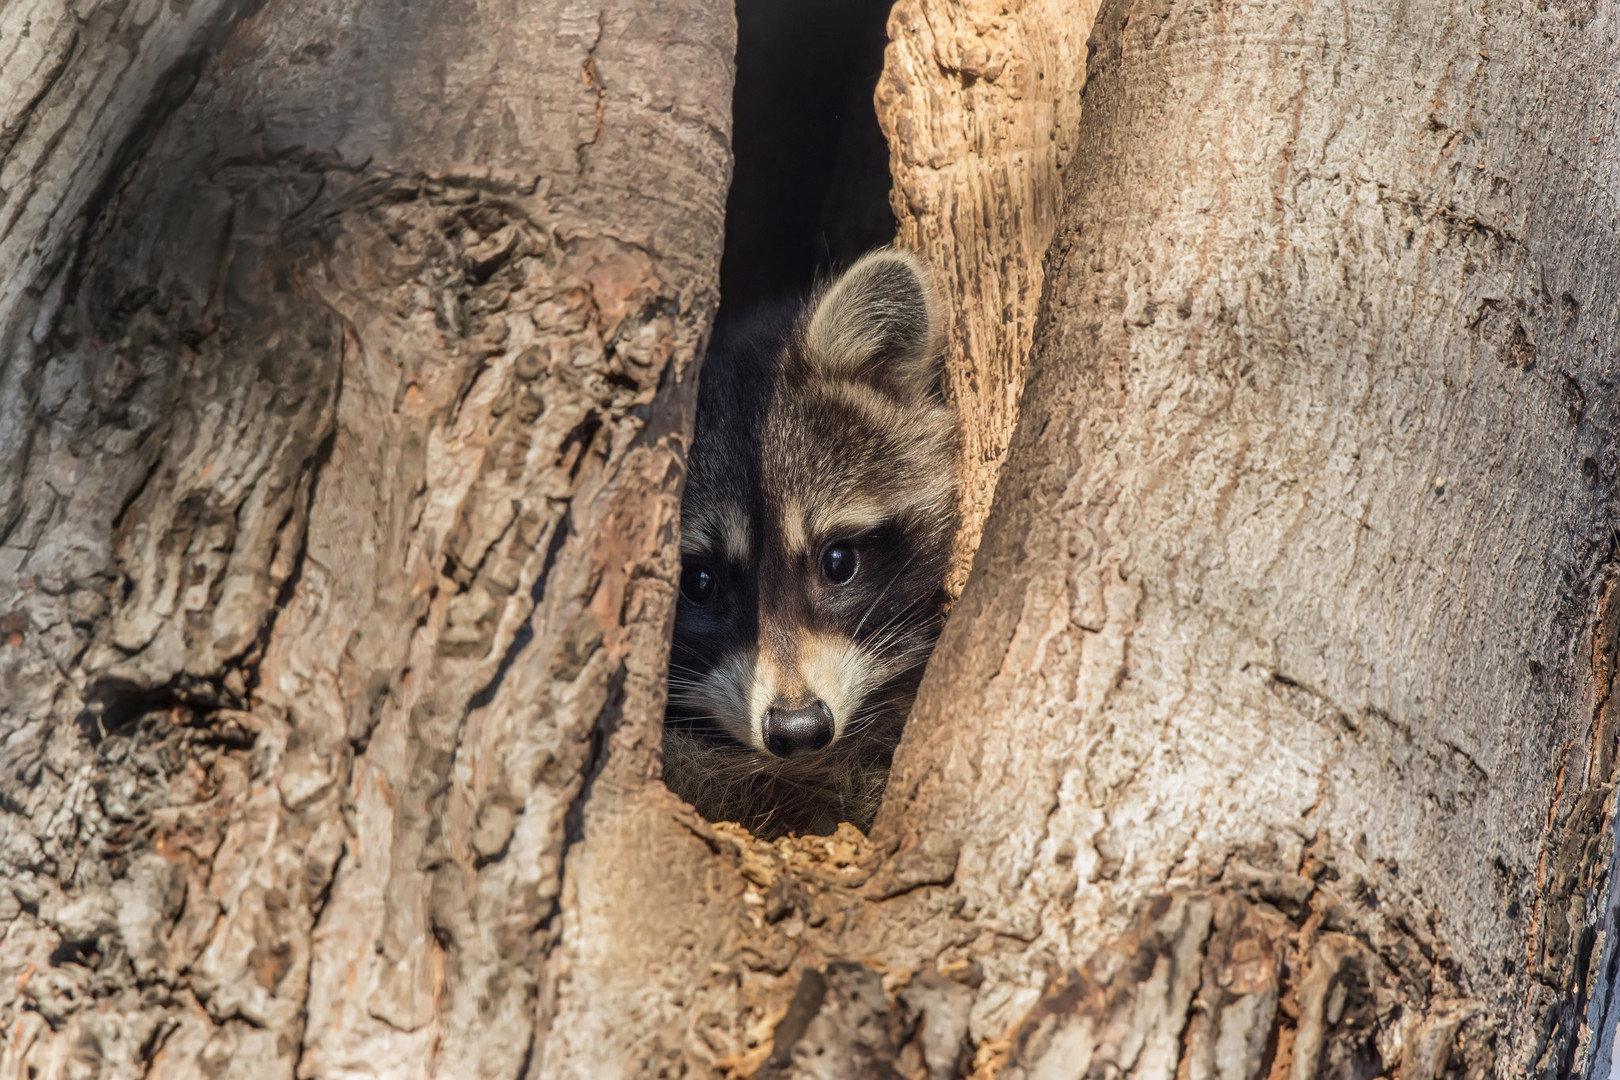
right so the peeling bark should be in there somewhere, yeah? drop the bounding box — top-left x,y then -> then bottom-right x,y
994,862 -> 1498,1080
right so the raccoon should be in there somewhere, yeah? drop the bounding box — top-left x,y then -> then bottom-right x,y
663,249 -> 958,838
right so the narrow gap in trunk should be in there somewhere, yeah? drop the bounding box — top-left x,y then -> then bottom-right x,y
663,2 -> 912,839
716,0 -> 895,320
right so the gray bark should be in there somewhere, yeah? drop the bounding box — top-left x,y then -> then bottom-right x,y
0,0 -> 731,1076
875,0 -> 1620,1074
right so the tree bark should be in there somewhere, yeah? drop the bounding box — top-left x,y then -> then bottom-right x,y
6,0 -> 1620,1078
541,0 -> 1620,1076
0,0 -> 731,1077
875,0 -> 1620,1074
876,0 -> 1102,592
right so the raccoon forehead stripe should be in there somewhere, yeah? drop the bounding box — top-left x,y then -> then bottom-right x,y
716,501 -> 751,563
679,520 -> 712,558
777,498 -> 900,555
680,501 -> 751,563
805,498 -> 889,544
779,498 -> 808,555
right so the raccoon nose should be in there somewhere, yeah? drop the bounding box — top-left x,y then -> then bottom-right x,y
763,700 -> 834,758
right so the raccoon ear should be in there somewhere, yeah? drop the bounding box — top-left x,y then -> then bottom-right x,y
804,249 -> 941,400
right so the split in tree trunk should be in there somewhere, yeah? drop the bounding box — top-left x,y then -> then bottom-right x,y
5,0 -> 1620,1076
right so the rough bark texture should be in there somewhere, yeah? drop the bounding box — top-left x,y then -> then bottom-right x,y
874,0 -> 1620,1074
0,0 -> 731,1076
536,0 -> 1620,1076
876,0 -> 1102,590
7,0 -> 1620,1077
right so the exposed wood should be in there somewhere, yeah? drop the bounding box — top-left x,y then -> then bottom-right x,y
876,0 -> 1102,591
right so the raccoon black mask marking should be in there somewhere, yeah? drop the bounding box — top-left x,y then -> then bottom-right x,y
663,250 -> 958,838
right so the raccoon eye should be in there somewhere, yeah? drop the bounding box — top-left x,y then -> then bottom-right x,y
820,544 -> 858,585
680,564 -> 717,605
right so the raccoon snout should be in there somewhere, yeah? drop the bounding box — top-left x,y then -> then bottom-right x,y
762,700 -> 835,758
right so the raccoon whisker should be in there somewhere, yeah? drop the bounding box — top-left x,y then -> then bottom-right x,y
665,711 -> 733,725
853,550 -> 925,639
873,611 -> 940,651
876,630 -> 937,664
852,624 -> 936,686
665,696 -> 745,726
854,605 -> 939,659
666,681 -> 717,698
842,630 -> 910,685
836,716 -> 887,741
856,620 -> 929,661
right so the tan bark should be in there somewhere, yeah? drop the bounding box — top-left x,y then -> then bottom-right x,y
0,0 -> 731,1076
5,0 -> 1620,1077
548,0 -> 1620,1076
876,0 -> 1102,591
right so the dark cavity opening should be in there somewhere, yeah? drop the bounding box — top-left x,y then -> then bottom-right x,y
717,0 -> 897,320
662,3 -> 903,840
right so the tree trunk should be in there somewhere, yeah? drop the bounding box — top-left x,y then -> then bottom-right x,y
544,0 -> 1620,1076
5,0 -> 1620,1079
0,0 -> 731,1076
878,0 -> 1620,1074
876,0 -> 1102,591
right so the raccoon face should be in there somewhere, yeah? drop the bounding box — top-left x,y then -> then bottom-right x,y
665,250 -> 957,832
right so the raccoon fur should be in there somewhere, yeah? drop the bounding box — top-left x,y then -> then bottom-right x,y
663,249 -> 958,838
